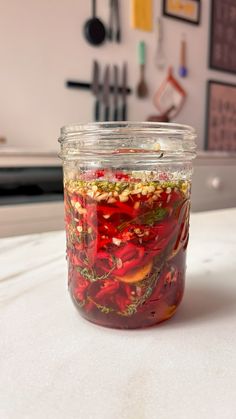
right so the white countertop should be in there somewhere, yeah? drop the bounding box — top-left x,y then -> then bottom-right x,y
1,208 -> 236,419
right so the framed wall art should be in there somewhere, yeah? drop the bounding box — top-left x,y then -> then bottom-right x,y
205,80 -> 236,151
163,0 -> 201,25
209,0 -> 236,74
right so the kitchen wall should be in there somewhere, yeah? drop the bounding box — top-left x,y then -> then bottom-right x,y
0,0 -> 235,151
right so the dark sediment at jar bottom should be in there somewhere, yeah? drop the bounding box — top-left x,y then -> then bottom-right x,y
69,251 -> 186,329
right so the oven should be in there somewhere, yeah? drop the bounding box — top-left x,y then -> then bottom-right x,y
0,150 -> 64,237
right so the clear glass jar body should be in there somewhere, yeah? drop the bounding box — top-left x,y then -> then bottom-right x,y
59,122 -> 196,329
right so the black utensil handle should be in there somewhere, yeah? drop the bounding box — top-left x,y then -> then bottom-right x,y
115,0 -> 121,43
108,0 -> 113,40
95,99 -> 100,121
113,107 -> 119,121
121,103 -> 127,120
104,106 -> 110,121
107,27 -> 113,40
92,0 -> 96,17
116,28 -> 121,43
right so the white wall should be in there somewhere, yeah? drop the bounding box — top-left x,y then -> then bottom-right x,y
0,0 -> 235,151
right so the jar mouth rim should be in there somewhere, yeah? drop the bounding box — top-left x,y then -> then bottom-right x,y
59,121 -> 197,140
59,121 -> 197,162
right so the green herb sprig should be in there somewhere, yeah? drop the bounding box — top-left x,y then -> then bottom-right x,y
118,207 -> 168,231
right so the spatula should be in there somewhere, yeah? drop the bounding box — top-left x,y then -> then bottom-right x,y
136,41 -> 148,98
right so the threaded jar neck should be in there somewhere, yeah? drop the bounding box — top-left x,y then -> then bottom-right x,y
58,122 -> 197,163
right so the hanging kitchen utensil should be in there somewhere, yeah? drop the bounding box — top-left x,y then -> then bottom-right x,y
108,0 -> 114,40
121,62 -> 128,120
107,0 -> 114,41
146,105 -> 176,122
179,34 -> 188,77
91,60 -> 100,121
84,0 -> 106,46
136,41 -> 148,98
108,0 -> 121,42
113,65 -> 119,121
153,67 -> 186,119
102,65 -> 110,121
131,0 -> 153,31
155,17 -> 165,70
115,0 -> 121,42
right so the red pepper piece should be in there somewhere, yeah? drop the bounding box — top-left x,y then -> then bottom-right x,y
160,190 -> 183,207
97,236 -> 112,250
95,251 -> 114,272
113,243 -> 145,276
95,279 -> 120,299
115,294 -> 131,312
98,201 -> 136,218
92,279 -> 133,312
73,274 -> 90,301
98,220 -> 117,236
67,250 -> 83,266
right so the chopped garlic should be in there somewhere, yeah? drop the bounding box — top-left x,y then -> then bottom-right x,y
153,143 -> 161,151
112,237 -> 121,246
119,195 -> 129,202
116,258 -> 123,268
74,202 -> 81,210
78,208 -> 87,215
122,189 -> 130,196
103,214 -> 111,219
108,197 -> 116,204
97,193 -> 109,201
134,201 -> 140,210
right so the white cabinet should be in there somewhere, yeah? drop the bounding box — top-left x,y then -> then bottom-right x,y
191,153 -> 236,212
0,149 -> 64,238
0,201 -> 64,238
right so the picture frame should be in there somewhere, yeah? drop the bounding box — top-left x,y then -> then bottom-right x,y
209,0 -> 236,74
162,0 -> 201,25
205,80 -> 236,151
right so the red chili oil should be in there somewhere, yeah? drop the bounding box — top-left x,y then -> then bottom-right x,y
64,170 -> 190,329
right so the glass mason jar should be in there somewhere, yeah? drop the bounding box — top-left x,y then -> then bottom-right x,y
59,122 -> 196,329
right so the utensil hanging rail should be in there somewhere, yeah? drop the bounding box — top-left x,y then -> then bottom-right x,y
66,80 -> 132,94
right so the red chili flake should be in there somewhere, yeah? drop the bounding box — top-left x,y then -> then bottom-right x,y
95,170 -> 105,178
80,170 -> 105,180
159,173 -> 170,181
115,172 -> 130,181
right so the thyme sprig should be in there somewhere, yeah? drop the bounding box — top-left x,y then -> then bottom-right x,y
118,267 -> 162,316
76,264 -> 116,283
118,207 -> 168,231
